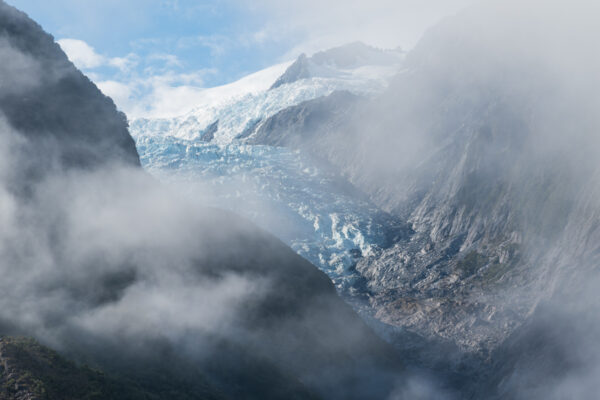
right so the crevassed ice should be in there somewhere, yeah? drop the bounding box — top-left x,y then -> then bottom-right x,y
131,61 -> 401,291
136,135 -> 394,290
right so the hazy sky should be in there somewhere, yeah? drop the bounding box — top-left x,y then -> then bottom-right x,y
6,0 -> 477,117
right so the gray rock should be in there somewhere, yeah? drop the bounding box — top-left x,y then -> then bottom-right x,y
200,120 -> 219,142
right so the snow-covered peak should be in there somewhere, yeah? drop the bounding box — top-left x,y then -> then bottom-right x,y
271,42 -> 404,89
181,60 -> 293,111
130,43 -> 403,145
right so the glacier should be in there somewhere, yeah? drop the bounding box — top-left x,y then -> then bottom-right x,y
135,135 -> 406,292
130,45 -> 404,292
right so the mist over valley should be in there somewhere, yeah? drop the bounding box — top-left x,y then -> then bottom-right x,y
1,0 -> 600,398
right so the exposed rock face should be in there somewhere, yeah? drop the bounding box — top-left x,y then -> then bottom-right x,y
270,42 -> 403,90
251,0 -> 600,371
270,54 -> 311,90
200,120 -> 219,142
253,69 -> 540,355
249,91 -> 361,147
0,338 -> 40,400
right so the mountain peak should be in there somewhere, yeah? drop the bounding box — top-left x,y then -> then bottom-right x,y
270,42 -> 403,90
270,53 -> 311,90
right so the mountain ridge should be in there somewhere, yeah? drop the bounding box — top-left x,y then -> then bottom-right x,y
270,42 -> 403,90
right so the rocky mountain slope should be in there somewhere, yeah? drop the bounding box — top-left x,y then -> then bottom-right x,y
246,1 -> 600,396
250,0 -> 600,355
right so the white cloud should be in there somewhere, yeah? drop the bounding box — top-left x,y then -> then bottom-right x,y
244,0 -> 481,53
177,34 -> 232,57
56,37 -> 210,118
148,53 -> 182,68
57,38 -> 105,69
127,69 -> 219,118
94,60 -> 293,120
108,54 -> 140,72
58,38 -> 139,72
95,69 -> 219,118
96,80 -> 134,110
55,36 -> 222,118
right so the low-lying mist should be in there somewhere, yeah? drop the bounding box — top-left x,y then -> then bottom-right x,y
5,0 -> 600,397
0,120 -> 253,347
0,112 -> 409,398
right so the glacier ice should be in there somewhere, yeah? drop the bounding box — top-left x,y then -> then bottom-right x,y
130,55 -> 403,292
134,135 -> 403,291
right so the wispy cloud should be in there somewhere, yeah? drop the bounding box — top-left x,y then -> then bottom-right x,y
58,38 -> 138,72
58,37 -> 219,118
96,69 -> 220,119
57,38 -> 106,69
242,0 -> 480,54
